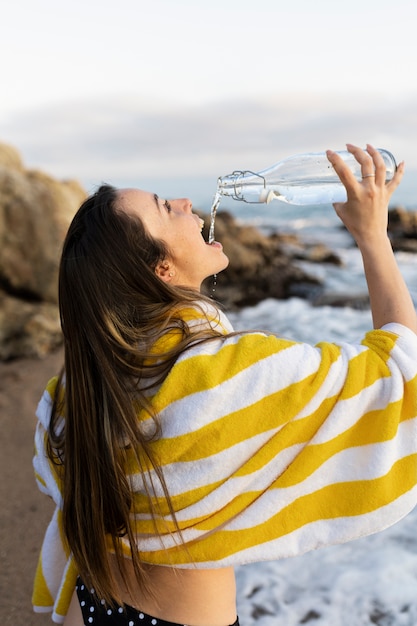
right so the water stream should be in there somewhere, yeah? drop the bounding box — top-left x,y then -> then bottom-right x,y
208,189 -> 221,244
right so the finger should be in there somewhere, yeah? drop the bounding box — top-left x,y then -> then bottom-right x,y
386,160 -> 405,194
326,149 -> 358,189
365,144 -> 386,186
346,143 -> 375,177
346,143 -> 378,184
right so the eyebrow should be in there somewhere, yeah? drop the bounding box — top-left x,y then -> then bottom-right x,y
153,193 -> 161,211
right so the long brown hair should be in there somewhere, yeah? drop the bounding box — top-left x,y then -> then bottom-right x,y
48,184 -> 225,604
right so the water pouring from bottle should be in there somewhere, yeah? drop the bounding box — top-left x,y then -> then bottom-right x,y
208,189 -> 221,244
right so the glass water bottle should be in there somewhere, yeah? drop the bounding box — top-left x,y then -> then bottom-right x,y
217,149 -> 397,206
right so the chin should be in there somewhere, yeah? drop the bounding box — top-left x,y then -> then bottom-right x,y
221,257 -> 230,271
217,250 -> 230,270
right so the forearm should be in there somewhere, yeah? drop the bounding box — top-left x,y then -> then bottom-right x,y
359,234 -> 417,332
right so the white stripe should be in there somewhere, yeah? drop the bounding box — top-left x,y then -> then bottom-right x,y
220,418 -> 417,531
129,426 -> 286,495
40,508 -> 68,596
33,422 -> 63,506
36,389 -> 53,428
161,340 -> 323,438
309,374 -> 404,445
132,417 -> 417,530
133,484 -> 417,565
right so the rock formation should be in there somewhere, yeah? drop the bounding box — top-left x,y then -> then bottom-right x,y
388,206 -> 417,253
200,211 -> 332,308
0,143 -> 86,359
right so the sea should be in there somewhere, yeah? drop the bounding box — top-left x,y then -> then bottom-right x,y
131,173 -> 417,625
223,193 -> 417,345
209,182 -> 417,625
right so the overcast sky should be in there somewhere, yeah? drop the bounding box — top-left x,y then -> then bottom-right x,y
1,0 -> 416,203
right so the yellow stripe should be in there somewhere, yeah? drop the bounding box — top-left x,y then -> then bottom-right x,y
334,345 -> 391,400
152,334 -> 301,411
127,375 -> 417,519
150,380 -> 317,464
135,364 -> 382,475
362,328 -> 397,358
135,453 -> 417,565
145,306 -> 228,361
148,344 -> 344,463
46,376 -> 59,397
275,395 -> 416,490
34,471 -> 47,489
131,378 -> 417,526
32,553 -> 54,607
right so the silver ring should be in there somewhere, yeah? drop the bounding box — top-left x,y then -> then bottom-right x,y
362,174 -> 375,179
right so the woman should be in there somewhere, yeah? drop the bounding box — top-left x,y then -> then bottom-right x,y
33,144 -> 417,626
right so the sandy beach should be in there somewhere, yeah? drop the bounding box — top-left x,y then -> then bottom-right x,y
0,349 -> 64,626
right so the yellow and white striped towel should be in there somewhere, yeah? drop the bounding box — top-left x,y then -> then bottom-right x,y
33,307 -> 417,622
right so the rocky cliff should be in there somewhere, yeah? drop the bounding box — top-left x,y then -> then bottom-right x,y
0,143 -> 86,359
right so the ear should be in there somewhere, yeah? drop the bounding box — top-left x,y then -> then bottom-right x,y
155,260 -> 175,283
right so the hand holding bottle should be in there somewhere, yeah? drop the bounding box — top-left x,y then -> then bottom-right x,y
327,143 -> 416,333
326,143 -> 404,245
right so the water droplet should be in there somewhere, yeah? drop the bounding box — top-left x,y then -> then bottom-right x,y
210,273 -> 217,298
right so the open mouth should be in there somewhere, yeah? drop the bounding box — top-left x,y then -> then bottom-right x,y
206,240 -> 223,249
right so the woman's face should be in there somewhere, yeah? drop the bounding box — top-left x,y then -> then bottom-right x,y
117,188 -> 229,290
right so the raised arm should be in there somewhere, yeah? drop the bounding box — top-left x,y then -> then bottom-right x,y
327,143 -> 417,333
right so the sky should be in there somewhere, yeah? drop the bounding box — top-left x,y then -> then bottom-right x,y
1,0 -> 417,204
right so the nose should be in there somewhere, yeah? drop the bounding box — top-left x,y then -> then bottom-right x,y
172,198 -> 193,213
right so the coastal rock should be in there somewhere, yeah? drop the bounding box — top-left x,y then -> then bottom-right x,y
0,292 -> 62,360
0,143 -> 24,171
0,142 -> 86,359
0,160 -> 85,303
200,211 -> 340,309
388,206 -> 417,252
341,206 -> 417,253
270,232 -> 343,266
312,292 -> 370,310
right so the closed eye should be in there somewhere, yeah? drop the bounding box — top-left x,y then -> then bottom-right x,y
153,193 -> 172,214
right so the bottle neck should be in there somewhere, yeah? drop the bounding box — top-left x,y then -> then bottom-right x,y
218,170 -> 269,202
